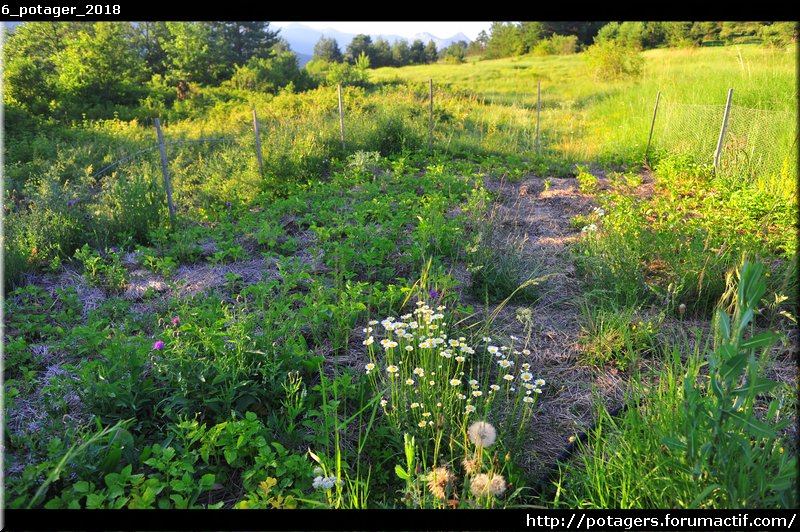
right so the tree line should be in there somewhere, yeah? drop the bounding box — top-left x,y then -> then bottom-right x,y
3,21 -> 310,120
5,21 -> 795,124
479,21 -> 798,59
310,34 -> 439,68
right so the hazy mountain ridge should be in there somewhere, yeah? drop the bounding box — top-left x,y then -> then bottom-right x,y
278,23 -> 472,56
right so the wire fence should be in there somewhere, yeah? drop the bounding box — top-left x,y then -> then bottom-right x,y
84,83 -> 797,213
653,95 -> 797,195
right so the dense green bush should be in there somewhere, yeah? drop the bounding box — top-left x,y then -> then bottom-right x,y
584,40 -> 644,80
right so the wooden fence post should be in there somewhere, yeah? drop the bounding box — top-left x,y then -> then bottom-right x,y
644,90 -> 661,164
253,109 -> 264,173
535,80 -> 541,154
714,88 -> 734,171
429,79 -> 434,151
338,84 -> 346,151
154,118 -> 176,224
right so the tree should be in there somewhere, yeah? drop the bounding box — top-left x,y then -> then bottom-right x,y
409,39 -> 426,64
663,21 -> 700,47
163,22 -> 214,84
519,22 -> 545,52
346,34 -> 374,64
467,30 -> 489,56
541,21 -> 607,45
230,51 -> 313,93
761,22 -> 798,47
202,22 -> 280,81
313,35 -> 342,63
719,21 -> 763,43
424,40 -> 438,63
372,38 -> 393,67
132,22 -> 171,77
485,22 -> 523,58
209,22 -> 280,65
3,22 -> 81,114
443,41 -> 467,63
56,22 -> 146,113
392,40 -> 411,66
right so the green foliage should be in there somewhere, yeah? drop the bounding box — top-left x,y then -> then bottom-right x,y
55,22 -> 147,116
556,260 -> 796,508
4,29 -> 797,512
74,244 -> 128,293
578,303 -> 660,371
760,22 -> 798,48
532,35 -> 579,56
585,40 -> 644,80
229,53 -> 314,93
313,36 -> 343,63
325,62 -> 370,87
575,164 -> 598,194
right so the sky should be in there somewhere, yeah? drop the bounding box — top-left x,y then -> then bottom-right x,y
270,22 -> 493,40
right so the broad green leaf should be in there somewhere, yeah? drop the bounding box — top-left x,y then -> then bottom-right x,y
223,448 -> 237,465
725,409 -> 776,439
719,353 -> 749,382
740,331 -> 777,350
731,378 -> 777,397
395,464 -> 410,480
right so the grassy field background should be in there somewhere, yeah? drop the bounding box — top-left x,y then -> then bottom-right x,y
372,45 -> 797,196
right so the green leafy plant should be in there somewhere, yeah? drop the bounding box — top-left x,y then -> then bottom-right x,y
663,260 -> 796,507
74,244 -> 128,293
575,164 -> 598,194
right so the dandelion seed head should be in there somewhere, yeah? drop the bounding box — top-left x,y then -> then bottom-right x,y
489,474 -> 507,497
462,458 -> 479,474
467,421 -> 497,447
470,473 -> 490,496
426,466 -> 454,500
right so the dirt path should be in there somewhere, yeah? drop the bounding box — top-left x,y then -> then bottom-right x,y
462,175 -> 627,481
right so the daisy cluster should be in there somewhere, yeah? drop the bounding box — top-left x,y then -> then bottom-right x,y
361,301 -> 546,432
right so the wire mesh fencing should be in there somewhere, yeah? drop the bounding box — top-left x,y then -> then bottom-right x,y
653,95 -> 797,198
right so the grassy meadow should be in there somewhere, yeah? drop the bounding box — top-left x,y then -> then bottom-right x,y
3,42 -> 798,511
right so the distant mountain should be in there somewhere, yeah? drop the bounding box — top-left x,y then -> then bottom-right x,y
276,23 -> 472,58
296,52 -> 313,67
411,32 -> 471,49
